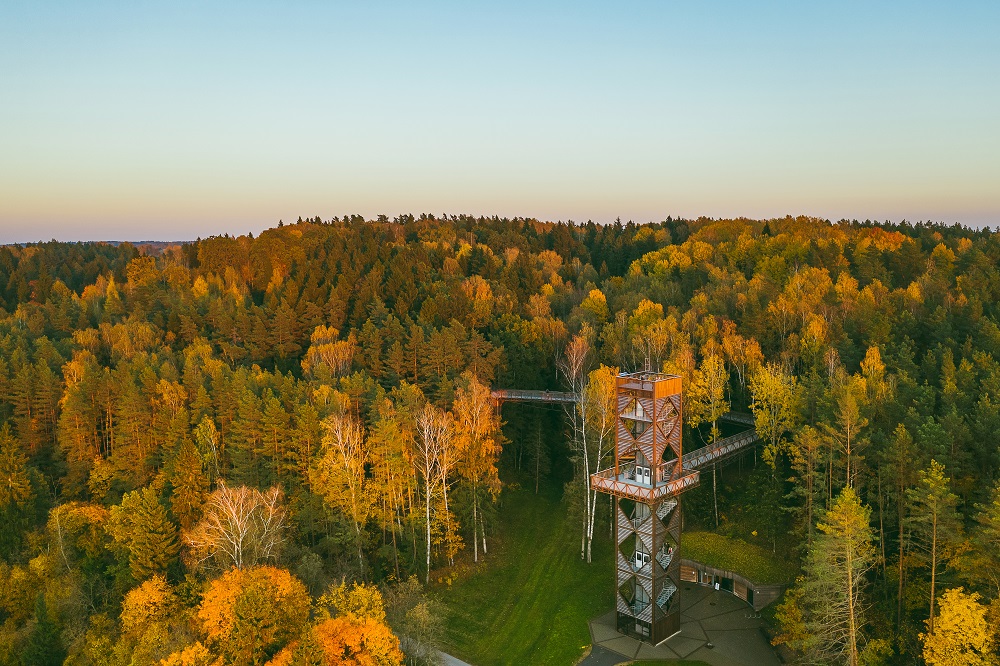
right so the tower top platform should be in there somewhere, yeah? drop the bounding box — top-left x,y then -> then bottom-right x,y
616,372 -> 682,397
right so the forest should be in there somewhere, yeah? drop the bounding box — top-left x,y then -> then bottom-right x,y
1,214 -> 1000,665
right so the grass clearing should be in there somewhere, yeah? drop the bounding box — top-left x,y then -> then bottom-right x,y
436,485 -> 613,665
681,531 -> 795,585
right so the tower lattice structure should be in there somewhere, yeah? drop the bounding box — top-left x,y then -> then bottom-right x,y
591,372 -> 698,644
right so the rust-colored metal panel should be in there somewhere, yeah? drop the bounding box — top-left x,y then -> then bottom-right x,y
594,372 -> 689,646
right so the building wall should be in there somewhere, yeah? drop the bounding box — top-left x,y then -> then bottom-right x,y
679,558 -> 785,612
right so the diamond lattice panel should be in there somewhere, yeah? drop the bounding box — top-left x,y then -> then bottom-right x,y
637,444 -> 656,474
617,421 -> 633,457
616,595 -> 631,616
637,517 -> 653,541
617,557 -> 633,583
637,597 -> 653,623
623,417 -> 652,440
636,419 -> 655,446
617,506 -> 632,536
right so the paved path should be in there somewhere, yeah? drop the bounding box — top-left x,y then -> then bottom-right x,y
581,586 -> 780,666
439,651 -> 474,666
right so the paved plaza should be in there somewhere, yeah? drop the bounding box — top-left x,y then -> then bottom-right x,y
582,585 -> 781,666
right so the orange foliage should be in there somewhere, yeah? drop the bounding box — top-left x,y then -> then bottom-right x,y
158,641 -> 213,666
310,617 -> 403,666
198,566 -> 310,664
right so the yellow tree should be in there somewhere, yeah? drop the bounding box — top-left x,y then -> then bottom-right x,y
301,325 -> 356,380
453,373 -> 502,563
921,587 -> 996,666
721,320 -> 763,403
859,346 -> 893,428
118,574 -> 194,664
583,364 -> 617,562
687,354 -> 730,527
311,406 -> 373,572
823,373 -> 869,493
749,362 -> 798,466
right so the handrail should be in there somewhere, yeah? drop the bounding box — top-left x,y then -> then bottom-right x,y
720,412 -> 755,426
490,389 -> 578,404
681,428 -> 759,470
590,468 -> 700,502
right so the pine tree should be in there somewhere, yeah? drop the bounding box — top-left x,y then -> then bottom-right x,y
907,460 -> 962,635
787,426 -> 823,547
22,595 -> 65,666
885,424 -> 918,632
170,438 -> 209,530
0,423 -> 33,556
0,423 -> 32,509
782,486 -> 876,666
108,486 -> 181,580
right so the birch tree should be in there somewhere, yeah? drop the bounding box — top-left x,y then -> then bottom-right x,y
184,483 -> 287,571
414,402 -> 452,583
687,354 -> 730,527
453,373 -> 502,563
558,328 -> 592,560
311,408 -> 372,571
369,392 -> 417,579
583,364 -> 617,563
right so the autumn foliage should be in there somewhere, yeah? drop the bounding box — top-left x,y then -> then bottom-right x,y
1,216 -> 1000,662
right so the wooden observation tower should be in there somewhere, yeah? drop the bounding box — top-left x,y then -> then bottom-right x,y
489,374 -> 760,643
590,372 -> 698,644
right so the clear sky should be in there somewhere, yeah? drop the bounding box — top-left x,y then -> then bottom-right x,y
1,1 -> 997,242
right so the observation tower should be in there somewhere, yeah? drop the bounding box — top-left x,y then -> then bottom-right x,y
590,372 -> 698,644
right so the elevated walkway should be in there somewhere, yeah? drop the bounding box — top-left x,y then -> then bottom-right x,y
491,385 -> 760,499
681,427 -> 759,471
489,388 -> 577,405
590,413 -> 759,501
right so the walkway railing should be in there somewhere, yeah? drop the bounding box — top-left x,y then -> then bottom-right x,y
719,411 -> 755,427
591,468 -> 700,502
490,388 -> 577,405
681,427 -> 759,471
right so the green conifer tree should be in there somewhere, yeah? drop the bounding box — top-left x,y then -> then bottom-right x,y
778,486 -> 876,665
22,595 -> 65,666
108,486 -> 180,580
170,438 -> 209,530
907,459 -> 962,635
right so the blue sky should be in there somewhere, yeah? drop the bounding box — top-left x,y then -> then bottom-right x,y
1,1 -> 997,242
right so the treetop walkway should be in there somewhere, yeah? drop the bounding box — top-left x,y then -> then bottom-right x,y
491,386 -> 759,487
489,388 -> 577,405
